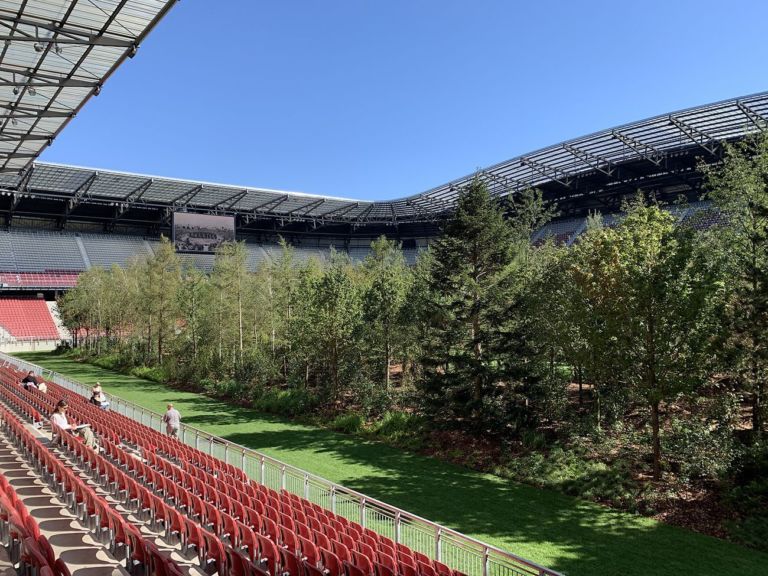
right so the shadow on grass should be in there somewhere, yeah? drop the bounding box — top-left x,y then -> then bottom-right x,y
15,352 -> 768,576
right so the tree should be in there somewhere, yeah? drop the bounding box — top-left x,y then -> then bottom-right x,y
703,133 -> 768,438
611,200 -> 716,479
362,236 -> 411,389
140,237 -> 181,365
418,179 -> 549,433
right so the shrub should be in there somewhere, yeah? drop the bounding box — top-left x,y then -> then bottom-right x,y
330,413 -> 364,434
130,365 -> 168,383
253,387 -> 317,417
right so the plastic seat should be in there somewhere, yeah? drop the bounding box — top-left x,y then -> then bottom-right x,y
352,551 -> 373,576
418,561 -> 437,576
306,559 -> 327,576
299,534 -> 320,565
345,561 -> 369,576
320,547 -> 343,576
257,532 -> 281,574
375,562 -> 396,576
280,547 -> 302,576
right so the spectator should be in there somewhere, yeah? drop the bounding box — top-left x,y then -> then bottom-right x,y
21,371 -> 39,390
162,403 -> 181,438
90,382 -> 109,410
51,399 -> 97,449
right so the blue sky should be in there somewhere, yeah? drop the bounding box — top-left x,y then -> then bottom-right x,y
40,1 -> 768,201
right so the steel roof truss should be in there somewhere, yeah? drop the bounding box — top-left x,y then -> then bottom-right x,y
736,101 -> 767,129
520,157 -> 572,188
253,194 -> 289,213
562,143 -> 615,176
171,184 -> 203,206
123,178 -> 154,202
212,189 -> 247,209
0,15 -> 135,49
355,203 -> 376,222
611,130 -> 664,166
669,116 -> 718,155
481,170 -> 528,195
292,198 -> 324,216
317,202 -> 359,218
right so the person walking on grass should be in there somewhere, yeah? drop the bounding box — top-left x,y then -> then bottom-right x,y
163,403 -> 181,438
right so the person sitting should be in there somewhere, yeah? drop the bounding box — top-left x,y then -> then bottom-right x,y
51,399 -> 97,449
90,382 -> 109,410
21,371 -> 39,390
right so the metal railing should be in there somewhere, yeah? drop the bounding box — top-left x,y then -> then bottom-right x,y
0,351 -> 562,576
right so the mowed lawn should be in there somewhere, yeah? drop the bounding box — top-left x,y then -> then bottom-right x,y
15,352 -> 768,576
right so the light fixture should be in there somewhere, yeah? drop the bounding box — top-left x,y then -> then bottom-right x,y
28,86 -> 36,96
33,42 -> 45,53
54,43 -> 63,55
12,86 -> 19,95
11,118 -> 18,126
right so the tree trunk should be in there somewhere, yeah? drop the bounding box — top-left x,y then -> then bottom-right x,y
651,399 -> 661,481
577,364 -> 583,407
754,379 -> 764,438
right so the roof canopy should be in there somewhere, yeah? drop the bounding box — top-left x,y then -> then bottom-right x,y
0,0 -> 177,173
3,91 -> 765,228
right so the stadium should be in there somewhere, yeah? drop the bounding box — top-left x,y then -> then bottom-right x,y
0,2 -> 767,576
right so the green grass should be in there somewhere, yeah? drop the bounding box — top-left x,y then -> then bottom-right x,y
15,352 -> 768,576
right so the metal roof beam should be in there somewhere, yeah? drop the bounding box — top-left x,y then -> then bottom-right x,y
124,178 -> 154,202
563,143 -> 615,176
171,184 -> 203,205
0,16 -> 135,48
669,116 -> 718,155
0,133 -> 50,142
736,101 -> 767,129
520,157 -> 572,187
212,189 -> 247,209
355,204 -> 376,223
317,202 -> 360,218
611,130 -> 664,166
292,198 -> 324,216
252,194 -> 289,212
0,104 -> 73,118
481,170 -> 528,195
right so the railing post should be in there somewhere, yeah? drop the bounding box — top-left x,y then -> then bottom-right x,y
280,464 -> 286,490
435,527 -> 442,561
209,436 -> 213,456
241,448 -> 246,474
331,486 -> 336,514
224,443 -> 229,464
195,430 -> 199,450
360,497 -> 366,528
304,474 -> 309,500
395,511 -> 401,544
260,455 -> 265,486
482,546 -> 489,576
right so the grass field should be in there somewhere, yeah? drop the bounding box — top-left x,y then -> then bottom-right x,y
14,351 -> 768,576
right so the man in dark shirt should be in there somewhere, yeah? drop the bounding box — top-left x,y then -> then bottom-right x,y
21,371 -> 39,390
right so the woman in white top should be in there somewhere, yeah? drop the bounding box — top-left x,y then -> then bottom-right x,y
50,399 -> 70,431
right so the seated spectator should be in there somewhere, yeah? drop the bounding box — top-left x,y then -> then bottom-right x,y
90,382 -> 110,410
51,399 -> 97,449
21,371 -> 39,390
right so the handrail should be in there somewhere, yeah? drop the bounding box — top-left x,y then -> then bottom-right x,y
0,351 -> 562,576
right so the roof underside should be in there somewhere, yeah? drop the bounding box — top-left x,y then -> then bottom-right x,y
0,0 -> 177,173
0,89 -> 767,230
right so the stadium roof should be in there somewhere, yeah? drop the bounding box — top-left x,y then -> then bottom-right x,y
0,0 -> 178,173
1,90 -> 767,230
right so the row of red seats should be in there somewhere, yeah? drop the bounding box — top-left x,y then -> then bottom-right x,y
0,469 -> 70,576
0,400 -> 192,576
1,365 -> 466,576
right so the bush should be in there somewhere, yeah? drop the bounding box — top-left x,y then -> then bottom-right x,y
330,413 -> 364,434
501,444 -> 642,511
253,387 -> 317,417
130,365 -> 168,383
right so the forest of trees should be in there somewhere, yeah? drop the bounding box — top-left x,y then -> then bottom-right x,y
58,134 -> 768,548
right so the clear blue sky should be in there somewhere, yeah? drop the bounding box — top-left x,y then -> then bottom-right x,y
39,1 -> 768,201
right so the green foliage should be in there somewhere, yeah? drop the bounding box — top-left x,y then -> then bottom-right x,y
252,387 -> 317,416
501,444 -> 643,511
129,365 -> 168,383
329,412 -> 364,434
